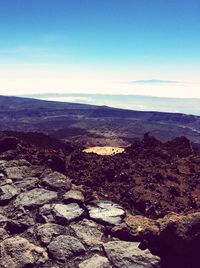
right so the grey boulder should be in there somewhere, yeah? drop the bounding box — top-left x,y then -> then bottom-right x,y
70,219 -> 104,246
104,241 -> 160,268
14,188 -> 57,208
41,171 -> 71,191
36,223 -> 65,244
48,235 -> 85,261
4,166 -> 31,180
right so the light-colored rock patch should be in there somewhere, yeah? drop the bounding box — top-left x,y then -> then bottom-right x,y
87,201 -> 125,225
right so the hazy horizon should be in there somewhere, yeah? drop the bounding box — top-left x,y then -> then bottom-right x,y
20,93 -> 200,116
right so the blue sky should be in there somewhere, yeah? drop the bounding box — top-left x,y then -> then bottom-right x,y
0,0 -> 200,97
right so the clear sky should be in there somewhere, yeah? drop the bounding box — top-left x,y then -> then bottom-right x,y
0,0 -> 200,98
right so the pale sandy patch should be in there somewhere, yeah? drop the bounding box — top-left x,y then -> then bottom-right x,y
83,146 -> 125,156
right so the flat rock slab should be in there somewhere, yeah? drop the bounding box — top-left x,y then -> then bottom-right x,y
79,254 -> 111,268
0,236 -> 48,268
4,166 -> 31,180
0,185 -> 18,204
36,223 -> 65,245
41,171 -> 71,191
39,203 -> 85,224
47,235 -> 85,261
87,201 -> 125,225
4,164 -> 46,180
104,241 -> 160,268
70,219 -> 104,246
14,188 -> 57,208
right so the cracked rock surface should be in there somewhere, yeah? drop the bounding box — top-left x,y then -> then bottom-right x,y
0,157 -> 160,268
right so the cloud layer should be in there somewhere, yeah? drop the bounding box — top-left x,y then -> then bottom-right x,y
129,79 -> 180,84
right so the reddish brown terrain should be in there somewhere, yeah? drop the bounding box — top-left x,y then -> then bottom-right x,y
1,131 -> 200,267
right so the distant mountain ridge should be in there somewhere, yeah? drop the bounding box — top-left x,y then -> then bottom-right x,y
0,95 -> 200,147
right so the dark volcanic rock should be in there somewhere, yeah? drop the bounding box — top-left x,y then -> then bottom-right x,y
6,208 -> 35,234
4,166 -> 31,180
103,241 -> 160,268
1,131 -> 200,267
0,184 -> 18,205
0,137 -> 19,153
47,235 -> 86,261
156,212 -> 200,267
70,219 -> 104,246
41,171 -> 72,191
14,188 -> 58,208
68,133 -> 200,219
164,136 -> 194,157
14,176 -> 39,191
36,223 -> 66,245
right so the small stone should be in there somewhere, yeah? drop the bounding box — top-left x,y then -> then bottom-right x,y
0,214 -> 7,227
104,241 -> 160,268
41,171 -> 71,191
87,201 -> 125,225
0,184 -> 18,205
63,190 -> 85,204
0,236 -> 48,267
14,188 -> 57,208
53,203 -> 85,223
48,235 -> 85,261
71,219 -> 104,246
78,254 -> 111,268
36,223 -> 65,245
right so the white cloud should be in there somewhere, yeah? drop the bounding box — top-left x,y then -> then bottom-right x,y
0,64 -> 199,98
128,79 -> 180,84
41,96 -> 93,103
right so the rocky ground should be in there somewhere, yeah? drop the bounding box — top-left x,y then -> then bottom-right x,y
0,131 -> 200,267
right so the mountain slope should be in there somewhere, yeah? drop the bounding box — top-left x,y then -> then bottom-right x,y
0,95 -> 200,147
